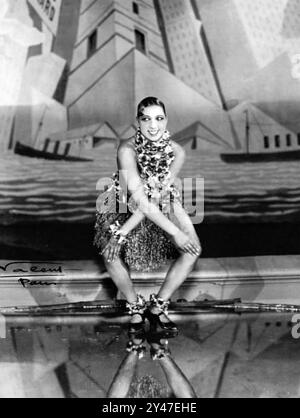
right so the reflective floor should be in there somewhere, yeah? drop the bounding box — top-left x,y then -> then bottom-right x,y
0,312 -> 299,398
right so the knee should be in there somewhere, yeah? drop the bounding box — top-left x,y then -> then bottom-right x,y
185,235 -> 202,261
197,242 -> 202,257
180,245 -> 202,265
103,254 -> 130,274
103,255 -> 119,270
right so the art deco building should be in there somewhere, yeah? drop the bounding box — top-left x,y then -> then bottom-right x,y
156,0 -> 223,106
10,0 -> 81,151
0,0 -> 81,152
194,0 -> 300,102
0,0 -> 40,152
65,0 -> 169,134
65,0 -> 235,151
224,0 -> 300,68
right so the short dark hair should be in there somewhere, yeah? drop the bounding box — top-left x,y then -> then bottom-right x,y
137,97 -> 167,118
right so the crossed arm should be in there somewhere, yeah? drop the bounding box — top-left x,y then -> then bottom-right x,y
102,141 -> 200,261
117,140 -> 185,235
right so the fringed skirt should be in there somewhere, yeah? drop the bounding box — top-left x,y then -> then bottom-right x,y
93,184 -> 180,272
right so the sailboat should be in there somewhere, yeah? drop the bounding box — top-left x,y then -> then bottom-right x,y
220,110 -> 300,163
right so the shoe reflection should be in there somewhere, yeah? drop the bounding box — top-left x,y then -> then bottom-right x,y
0,322 -> 196,398
107,330 -> 197,398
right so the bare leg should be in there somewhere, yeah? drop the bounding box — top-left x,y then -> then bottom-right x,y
147,251 -> 200,327
158,200 -> 202,301
104,256 -> 137,303
107,336 -> 144,398
107,351 -> 138,398
104,256 -> 145,324
157,251 -> 200,301
149,201 -> 201,323
159,354 -> 197,398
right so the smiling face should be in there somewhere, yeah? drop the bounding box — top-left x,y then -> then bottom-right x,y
137,105 -> 168,142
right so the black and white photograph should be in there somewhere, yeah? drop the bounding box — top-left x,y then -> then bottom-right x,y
1,0 -> 300,400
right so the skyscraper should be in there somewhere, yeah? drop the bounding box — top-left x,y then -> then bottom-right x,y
65,0 -> 169,109
64,0 -> 235,150
0,0 -> 45,152
156,0 -> 223,106
228,0 -> 300,68
194,0 -> 300,101
10,0 -> 81,151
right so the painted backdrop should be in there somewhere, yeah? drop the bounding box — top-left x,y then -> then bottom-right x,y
1,0 -> 300,257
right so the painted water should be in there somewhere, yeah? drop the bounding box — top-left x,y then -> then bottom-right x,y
1,144 -> 300,224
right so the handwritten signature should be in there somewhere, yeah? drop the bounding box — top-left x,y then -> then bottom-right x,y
18,278 -> 57,288
0,261 -> 63,274
0,262 -> 63,288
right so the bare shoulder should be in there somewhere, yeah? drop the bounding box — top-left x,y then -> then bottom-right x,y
170,140 -> 186,156
117,137 -> 135,157
117,137 -> 137,171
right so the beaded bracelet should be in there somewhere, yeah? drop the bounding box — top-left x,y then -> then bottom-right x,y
109,221 -> 128,244
126,341 -> 146,359
149,294 -> 170,313
150,346 -> 171,360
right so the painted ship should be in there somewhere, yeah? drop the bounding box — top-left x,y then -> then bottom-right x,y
220,149 -> 300,163
220,110 -> 300,163
14,141 -> 93,162
14,106 -> 120,162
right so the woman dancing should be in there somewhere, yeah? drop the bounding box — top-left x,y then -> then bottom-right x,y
94,97 -> 201,335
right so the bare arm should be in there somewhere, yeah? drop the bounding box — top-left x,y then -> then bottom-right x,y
168,140 -> 186,185
102,142 -> 200,261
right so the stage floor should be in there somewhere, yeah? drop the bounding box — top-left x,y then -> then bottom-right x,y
1,311 -> 299,398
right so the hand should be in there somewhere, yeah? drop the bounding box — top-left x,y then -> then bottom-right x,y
101,231 -> 127,262
172,229 -> 201,256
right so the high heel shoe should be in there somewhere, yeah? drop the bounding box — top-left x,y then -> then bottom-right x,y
147,294 -> 178,335
126,294 -> 147,337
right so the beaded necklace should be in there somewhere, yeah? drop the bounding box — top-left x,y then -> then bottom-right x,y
134,128 -> 175,193
104,129 -> 180,214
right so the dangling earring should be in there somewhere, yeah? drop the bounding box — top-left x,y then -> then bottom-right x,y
135,126 -> 140,139
163,130 -> 170,140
